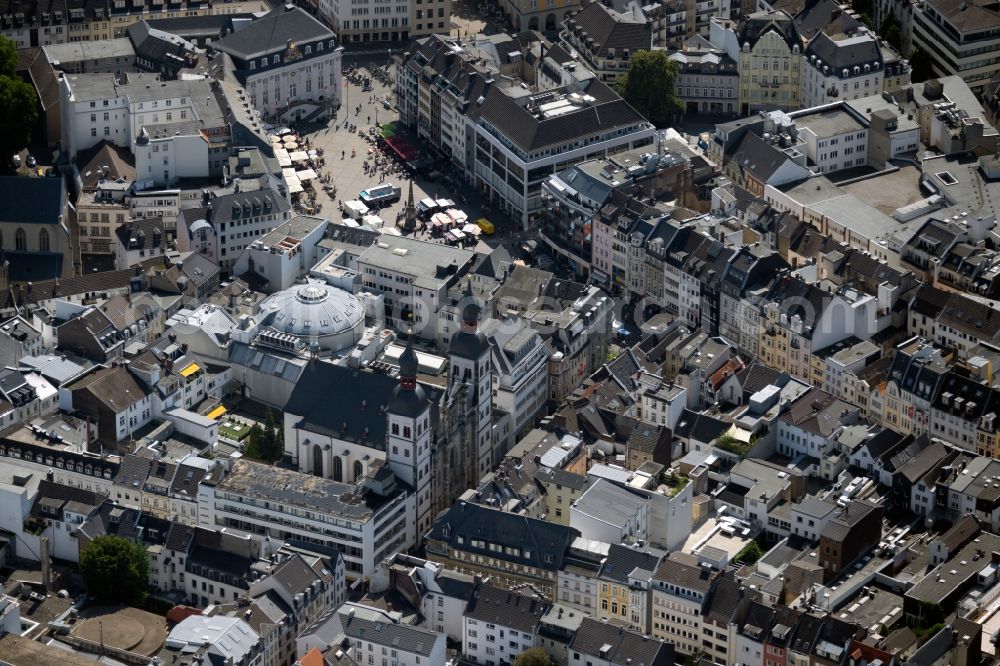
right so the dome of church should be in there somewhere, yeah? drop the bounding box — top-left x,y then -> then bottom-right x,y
259,282 -> 365,352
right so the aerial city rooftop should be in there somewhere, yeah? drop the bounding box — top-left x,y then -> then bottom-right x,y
0,0 -> 1000,665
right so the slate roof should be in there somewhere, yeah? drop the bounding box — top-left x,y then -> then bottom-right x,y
202,185 -> 292,227
0,262 -> 150,310
65,365 -> 149,412
269,554 -> 319,597
674,409 -> 730,444
599,543 -> 663,584
565,2 -> 652,57
27,48 -> 60,113
780,388 -> 854,437
169,462 -> 208,498
285,360 -> 440,447
731,132 -> 797,183
427,501 -> 577,572
932,369 -> 1000,421
569,617 -> 673,666
338,608 -> 440,656
32,479 -> 106,518
652,556 -> 717,594
464,585 -> 549,633
789,612 -> 825,655
805,30 -> 882,77
165,521 -> 196,552
738,10 -> 802,51
735,361 -> 782,396
739,600 -> 777,639
77,141 -> 136,190
0,177 -> 64,225
936,291 -> 1000,341
114,454 -> 153,489
475,78 -> 649,152
909,283 -> 950,319
703,573 -> 747,625
793,0 -> 863,38
820,500 -> 879,542
213,5 -> 334,61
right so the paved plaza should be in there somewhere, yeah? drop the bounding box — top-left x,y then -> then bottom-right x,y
292,59 -> 522,254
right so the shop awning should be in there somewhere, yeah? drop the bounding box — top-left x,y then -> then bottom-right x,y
179,363 -> 201,377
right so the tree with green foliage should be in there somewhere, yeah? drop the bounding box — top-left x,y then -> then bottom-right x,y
244,422 -> 266,460
909,47 -> 935,83
244,412 -> 283,462
263,408 -> 279,459
80,535 -> 149,604
512,648 -> 553,666
614,50 -> 683,127
0,36 -> 38,165
735,539 -> 765,564
715,433 -> 750,456
0,36 -> 17,76
879,10 -> 904,53
851,0 -> 873,19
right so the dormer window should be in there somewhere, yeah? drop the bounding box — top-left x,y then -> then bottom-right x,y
249,61 -> 255,71
305,45 -> 312,55
317,42 -> 323,51
273,55 -> 280,65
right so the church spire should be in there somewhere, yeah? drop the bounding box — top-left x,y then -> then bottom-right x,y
399,333 -> 418,391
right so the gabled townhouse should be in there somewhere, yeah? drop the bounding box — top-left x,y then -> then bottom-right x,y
920,289 -> 1000,360
763,605 -> 801,665
718,247 -> 790,355
710,11 -> 804,115
817,500 -> 883,581
556,537 -> 605,615
594,543 -> 664,634
480,317 -> 550,450
568,617 -> 675,666
298,602 -> 446,666
0,316 -> 43,367
425,501 -> 578,600
462,585 -> 550,666
650,553 -> 721,656
536,467 -> 591,527
0,368 -> 58,426
929,370 -> 1000,453
59,364 -> 153,444
28,479 -> 107,562
776,388 -> 860,478
876,337 -> 948,437
700,573 -> 754,665
723,131 -> 811,197
56,307 -> 127,363
734,599 -> 777,666
368,552 -> 479,643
